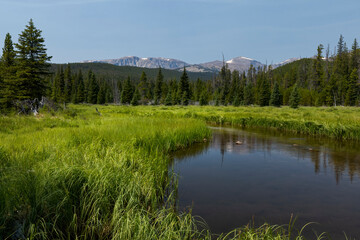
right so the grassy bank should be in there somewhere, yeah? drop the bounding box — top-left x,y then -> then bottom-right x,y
1,105 -> 356,239
0,110 -> 212,239
83,105 -> 360,141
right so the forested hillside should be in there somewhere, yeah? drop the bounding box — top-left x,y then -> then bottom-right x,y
0,20 -> 359,112
50,63 -> 214,82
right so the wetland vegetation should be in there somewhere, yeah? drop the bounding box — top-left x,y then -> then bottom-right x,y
1,105 -> 359,239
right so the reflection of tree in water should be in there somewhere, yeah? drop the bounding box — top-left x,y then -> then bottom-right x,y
213,128 -> 360,183
171,141 -> 211,163
327,151 -> 360,183
173,127 -> 360,183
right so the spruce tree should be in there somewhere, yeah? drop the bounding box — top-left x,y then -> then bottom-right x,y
164,91 -> 172,106
97,84 -> 106,104
130,88 -> 140,106
121,77 -> 133,104
259,77 -> 270,106
350,38 -> 359,70
0,33 -> 17,109
64,64 -> 72,102
15,19 -> 51,99
87,71 -> 99,104
345,68 -> 359,106
58,67 -> 65,102
71,73 -> 78,103
77,70 -> 85,103
179,67 -> 190,105
198,91 -> 207,106
154,68 -> 163,104
289,84 -> 300,108
313,44 -> 324,91
171,80 -> 179,105
51,69 -> 60,102
181,91 -> 189,106
138,71 -> 149,104
270,81 -> 281,107
233,95 -> 240,107
244,82 -> 254,105
228,70 -> 239,104
194,78 -> 203,101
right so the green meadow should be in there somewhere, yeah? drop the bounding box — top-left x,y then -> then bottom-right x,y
1,105 -> 359,239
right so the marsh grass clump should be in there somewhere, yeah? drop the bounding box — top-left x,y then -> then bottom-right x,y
0,108 -> 212,239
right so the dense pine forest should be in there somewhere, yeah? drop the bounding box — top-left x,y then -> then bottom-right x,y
0,20 -> 359,113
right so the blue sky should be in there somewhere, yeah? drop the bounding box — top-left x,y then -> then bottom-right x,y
0,0 -> 359,64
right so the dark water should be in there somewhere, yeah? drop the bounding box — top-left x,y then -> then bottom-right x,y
172,127 -> 360,239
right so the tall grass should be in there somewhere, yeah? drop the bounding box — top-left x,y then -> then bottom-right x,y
0,111 -> 211,239
82,105 -> 360,141
1,105 -> 352,239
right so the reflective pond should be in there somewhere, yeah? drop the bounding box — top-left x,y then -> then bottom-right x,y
172,127 -> 360,239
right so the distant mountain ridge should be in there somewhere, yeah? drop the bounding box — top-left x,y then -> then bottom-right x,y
83,56 -> 299,73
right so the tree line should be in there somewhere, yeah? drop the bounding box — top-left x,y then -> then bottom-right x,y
25,35 -> 360,108
1,20 -> 359,112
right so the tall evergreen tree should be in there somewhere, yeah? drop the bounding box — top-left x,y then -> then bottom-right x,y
244,82 -> 254,105
15,19 -> 51,99
87,71 -> 99,104
270,81 -> 282,107
259,74 -> 271,106
313,44 -> 324,91
164,91 -> 172,106
121,76 -> 133,104
71,72 -> 78,103
199,90 -> 208,106
130,88 -> 140,106
64,64 -> 72,102
0,33 -> 17,109
345,68 -> 359,106
76,70 -> 85,103
179,67 -> 190,105
289,84 -> 300,108
228,70 -> 239,104
154,68 -> 163,104
97,83 -> 106,104
350,38 -> 359,70
58,67 -> 65,102
51,67 -> 65,102
137,71 -> 149,104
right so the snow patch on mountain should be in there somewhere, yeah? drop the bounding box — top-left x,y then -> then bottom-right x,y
83,56 -> 300,73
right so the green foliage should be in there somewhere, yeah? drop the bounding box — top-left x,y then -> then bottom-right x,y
87,71 -> 99,104
97,84 -> 106,104
121,76 -> 133,104
76,70 -> 85,103
64,64 -> 72,102
0,33 -> 17,110
15,19 -> 52,100
345,68 -> 359,106
289,84 -> 300,108
130,88 -> 141,106
1,105 -> 358,239
138,71 -> 149,104
244,82 -> 254,105
270,82 -> 282,107
259,74 -> 271,106
179,67 -> 190,105
154,68 -> 163,105
199,91 -> 209,106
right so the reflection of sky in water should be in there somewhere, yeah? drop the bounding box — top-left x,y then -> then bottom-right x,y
172,127 -> 360,238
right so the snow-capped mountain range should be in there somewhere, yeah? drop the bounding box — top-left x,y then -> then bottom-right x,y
83,56 -> 299,73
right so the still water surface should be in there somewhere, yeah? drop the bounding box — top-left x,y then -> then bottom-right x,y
172,127 -> 360,238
